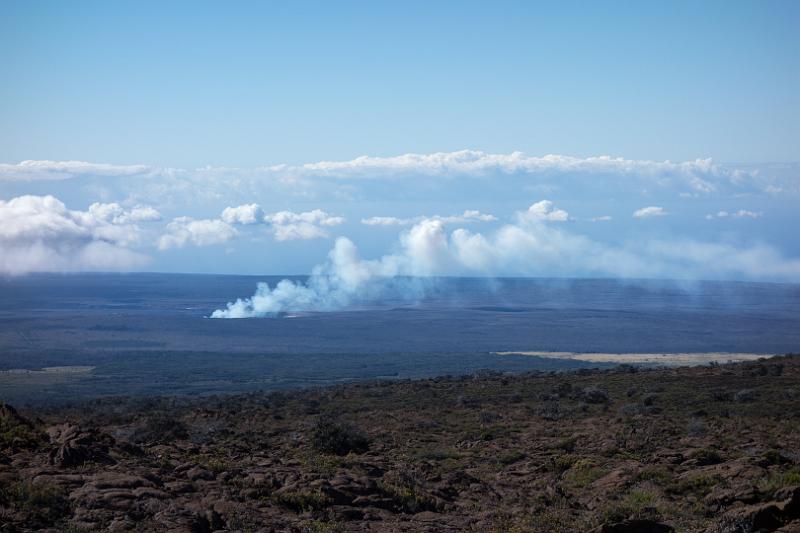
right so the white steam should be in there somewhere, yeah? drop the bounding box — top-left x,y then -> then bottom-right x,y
211,201 -> 800,318
210,219 -> 450,318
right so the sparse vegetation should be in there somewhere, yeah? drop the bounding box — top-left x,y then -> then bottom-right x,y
0,481 -> 71,527
131,412 -> 189,443
272,489 -> 332,512
757,467 -> 800,496
600,488 -> 661,523
1,355 -> 799,531
310,417 -> 369,455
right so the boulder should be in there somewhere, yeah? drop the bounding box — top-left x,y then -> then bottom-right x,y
47,423 -> 116,467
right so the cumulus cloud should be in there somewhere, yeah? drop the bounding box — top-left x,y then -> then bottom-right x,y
0,195 -> 152,274
157,217 -> 238,250
361,210 -> 496,227
522,200 -> 570,221
263,209 -> 345,241
212,199 -> 800,317
88,202 -> 161,224
221,203 -> 264,225
633,206 -> 667,219
165,205 -> 345,245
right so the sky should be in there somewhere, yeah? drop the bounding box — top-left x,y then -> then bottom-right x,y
1,1 -> 799,282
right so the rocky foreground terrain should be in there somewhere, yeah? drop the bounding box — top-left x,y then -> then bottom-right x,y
2,355 -> 800,532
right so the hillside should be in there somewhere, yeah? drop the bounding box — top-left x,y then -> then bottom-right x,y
2,356 -> 799,532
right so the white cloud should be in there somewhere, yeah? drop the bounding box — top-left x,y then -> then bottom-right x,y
0,153 -> 750,183
0,160 -> 154,181
278,151 -> 740,182
88,202 -> 161,224
164,205 -> 345,245
263,209 -> 345,241
591,215 -> 613,222
221,203 -> 264,225
127,206 -> 162,222
361,216 -> 409,226
361,209 -> 496,227
735,210 -> 762,219
157,217 -> 238,250
439,210 -> 498,224
706,209 -> 762,220
0,195 -> 149,274
1,152 -> 775,198
522,200 -> 570,222
633,206 -> 667,219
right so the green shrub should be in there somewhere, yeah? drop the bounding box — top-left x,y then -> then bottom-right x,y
690,448 -> 722,466
563,459 -> 606,488
0,481 -> 71,525
758,467 -> 800,496
272,489 -> 331,512
548,453 -> 577,473
667,474 -> 718,496
635,466 -> 673,486
601,489 -> 659,523
379,481 -> 440,514
311,417 -> 369,456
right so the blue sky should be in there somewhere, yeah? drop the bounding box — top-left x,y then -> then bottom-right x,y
0,1 -> 798,280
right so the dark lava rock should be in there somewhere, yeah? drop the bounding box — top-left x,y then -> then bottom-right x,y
723,486 -> 800,532
47,423 -> 117,467
590,519 -> 675,533
0,403 -> 33,429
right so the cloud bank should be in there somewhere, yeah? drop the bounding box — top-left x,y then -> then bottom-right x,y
2,152 -> 788,201
0,160 -> 153,181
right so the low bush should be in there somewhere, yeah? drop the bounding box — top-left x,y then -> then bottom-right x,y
131,413 -> 189,444
0,481 -> 71,526
757,467 -> 800,496
311,417 -> 369,456
581,387 -> 610,404
690,448 -> 723,466
272,489 -> 331,512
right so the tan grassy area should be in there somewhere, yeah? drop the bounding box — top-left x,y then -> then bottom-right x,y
495,351 -> 769,366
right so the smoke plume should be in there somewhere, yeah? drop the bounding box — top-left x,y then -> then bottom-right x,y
211,202 -> 800,318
